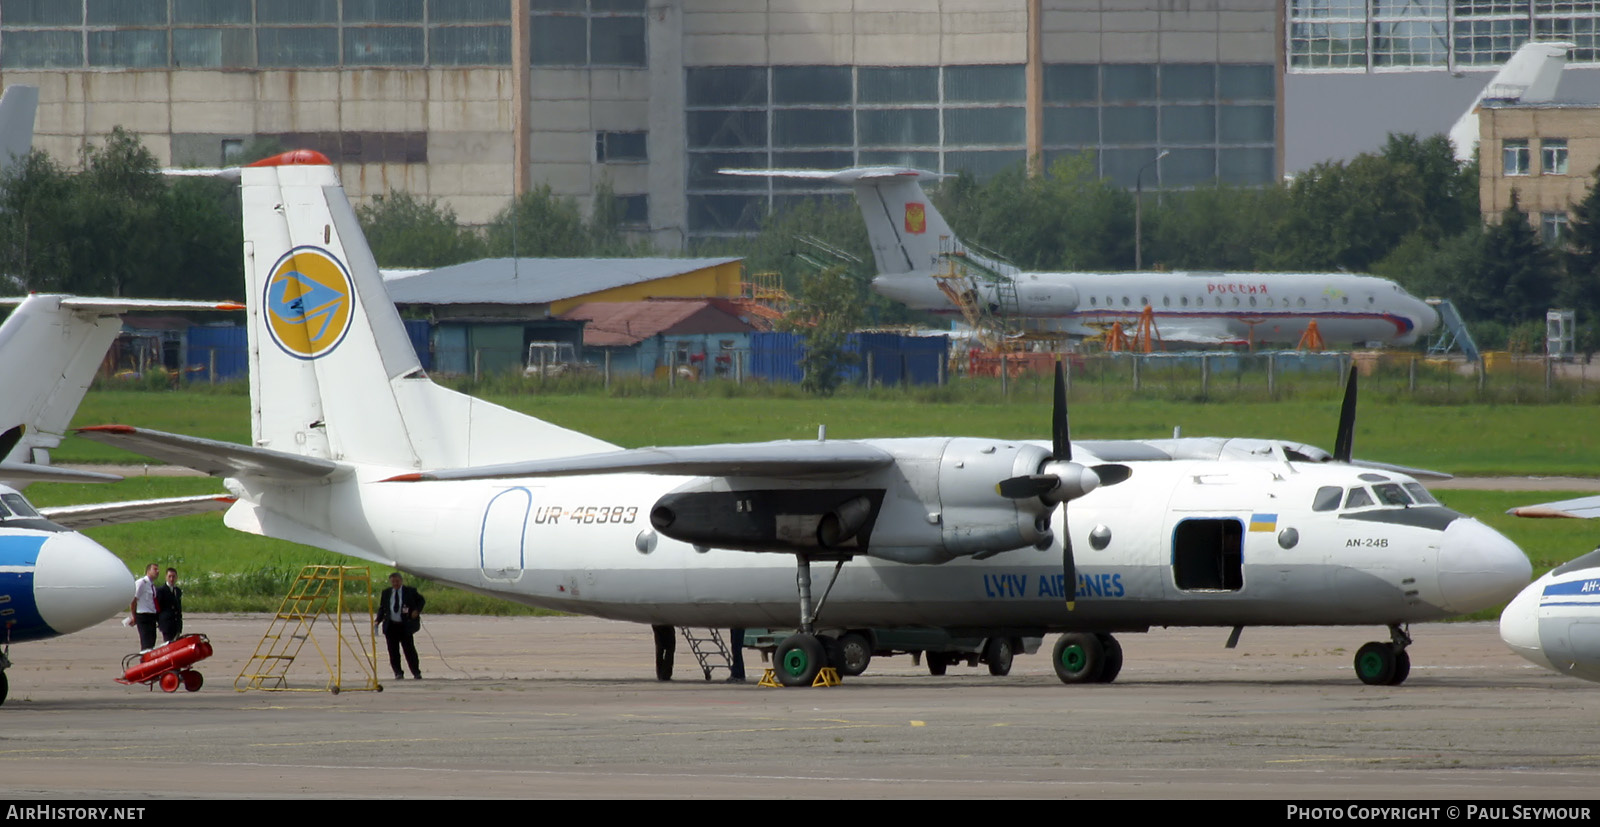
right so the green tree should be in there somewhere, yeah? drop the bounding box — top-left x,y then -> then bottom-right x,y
1144,183 -> 1292,271
0,149 -> 75,291
779,265 -> 866,396
357,191 -> 485,268
1458,192 -> 1559,325
484,184 -> 589,257
1562,165 -> 1600,336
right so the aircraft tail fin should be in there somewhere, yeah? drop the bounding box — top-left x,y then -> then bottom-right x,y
1451,41 -> 1573,162
0,295 -> 239,471
720,167 -> 1002,277
239,151 -> 613,471
0,85 -> 37,173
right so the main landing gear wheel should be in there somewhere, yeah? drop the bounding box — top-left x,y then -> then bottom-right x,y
0,671 -> 8,706
983,637 -> 1015,677
925,652 -> 949,676
1095,634 -> 1124,684
836,632 -> 872,677
775,634 -> 825,687
1053,633 -> 1105,684
1355,641 -> 1410,686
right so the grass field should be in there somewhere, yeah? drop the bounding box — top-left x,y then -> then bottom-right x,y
32,383 -> 1600,618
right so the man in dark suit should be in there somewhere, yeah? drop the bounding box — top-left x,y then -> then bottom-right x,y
379,572 -> 425,680
155,567 -> 183,643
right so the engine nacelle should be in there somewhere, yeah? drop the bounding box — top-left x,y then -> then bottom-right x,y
646,437 -> 1066,564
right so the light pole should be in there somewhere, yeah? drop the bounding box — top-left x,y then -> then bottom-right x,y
1134,149 -> 1169,271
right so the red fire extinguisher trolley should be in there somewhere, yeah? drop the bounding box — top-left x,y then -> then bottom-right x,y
116,634 -> 213,692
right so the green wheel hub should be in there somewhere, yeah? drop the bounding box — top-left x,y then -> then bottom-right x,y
781,648 -> 811,677
1059,644 -> 1087,673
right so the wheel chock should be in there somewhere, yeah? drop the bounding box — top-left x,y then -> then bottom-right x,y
812,667 -> 841,687
756,667 -> 844,688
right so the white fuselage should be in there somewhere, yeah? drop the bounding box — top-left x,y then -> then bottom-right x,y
873,271 -> 1440,347
1499,551 -> 1600,682
0,485 -> 133,643
230,444 -> 1527,633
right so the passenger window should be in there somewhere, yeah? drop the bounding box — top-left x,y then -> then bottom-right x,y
1344,487 -> 1374,509
1373,484 -> 1412,506
1313,486 -> 1342,512
1402,483 -> 1438,505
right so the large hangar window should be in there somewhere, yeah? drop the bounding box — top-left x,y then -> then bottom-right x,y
0,0 -> 515,69
1291,0 -> 1600,69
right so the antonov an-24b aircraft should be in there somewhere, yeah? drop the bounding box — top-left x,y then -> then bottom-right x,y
79,151 -> 1529,688
721,167 -> 1440,349
0,295 -> 238,704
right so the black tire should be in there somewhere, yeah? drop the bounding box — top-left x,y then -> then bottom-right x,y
983,637 -> 1015,677
837,632 -> 872,677
1387,649 -> 1411,686
774,634 -> 826,687
1354,641 -> 1396,686
0,671 -> 7,706
1052,633 -> 1105,684
652,624 -> 674,682
1095,634 -> 1124,684
925,652 -> 949,676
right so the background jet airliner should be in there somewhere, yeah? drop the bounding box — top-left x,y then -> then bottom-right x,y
0,295 -> 237,704
1500,496 -> 1600,682
721,167 -> 1440,348
78,151 -> 1530,689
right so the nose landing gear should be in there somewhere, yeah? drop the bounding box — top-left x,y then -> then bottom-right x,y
1354,625 -> 1412,686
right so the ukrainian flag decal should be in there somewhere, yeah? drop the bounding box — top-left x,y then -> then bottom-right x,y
1249,513 -> 1277,533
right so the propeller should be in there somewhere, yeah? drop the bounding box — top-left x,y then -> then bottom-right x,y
993,361 -> 1128,609
1333,366 -> 1357,463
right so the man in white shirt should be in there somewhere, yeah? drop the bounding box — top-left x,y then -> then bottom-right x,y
128,563 -> 159,651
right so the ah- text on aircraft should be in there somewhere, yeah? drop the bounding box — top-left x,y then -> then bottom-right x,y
76,150 -> 1532,688
1500,495 -> 1600,682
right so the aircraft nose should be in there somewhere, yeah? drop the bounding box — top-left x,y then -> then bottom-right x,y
1412,299 -> 1440,338
32,533 -> 132,637
1436,517 -> 1531,613
1498,577 -> 1553,671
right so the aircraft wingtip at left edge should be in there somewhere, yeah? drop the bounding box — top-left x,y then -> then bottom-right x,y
75,424 -> 136,435
1508,506 -> 1580,519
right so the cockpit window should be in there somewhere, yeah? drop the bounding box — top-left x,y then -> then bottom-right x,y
1403,483 -> 1438,505
1345,487 -> 1374,509
1313,486 -> 1342,512
0,493 -> 39,518
1373,484 -> 1413,506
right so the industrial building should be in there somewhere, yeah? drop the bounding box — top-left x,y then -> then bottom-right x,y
2,1 -> 1599,250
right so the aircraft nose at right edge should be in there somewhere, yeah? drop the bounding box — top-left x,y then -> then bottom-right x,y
1498,577 -> 1553,671
1436,517 -> 1532,614
32,533 -> 133,637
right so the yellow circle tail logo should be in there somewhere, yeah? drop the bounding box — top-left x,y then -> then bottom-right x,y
263,246 -> 354,360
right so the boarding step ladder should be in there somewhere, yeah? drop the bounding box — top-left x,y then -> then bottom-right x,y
679,627 -> 735,681
235,565 -> 382,695
1426,298 -> 1481,363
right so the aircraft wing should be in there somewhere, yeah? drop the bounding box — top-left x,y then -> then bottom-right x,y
1508,495 -> 1600,519
40,494 -> 235,529
383,441 -> 896,483
1147,318 -> 1243,346
74,425 -> 344,480
0,462 -> 121,485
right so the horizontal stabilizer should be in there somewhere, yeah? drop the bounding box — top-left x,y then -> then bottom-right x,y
41,494 -> 235,529
0,462 -> 121,485
75,425 -> 343,480
383,440 -> 895,483
719,166 -> 944,184
0,296 -> 244,311
1509,495 -> 1600,519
